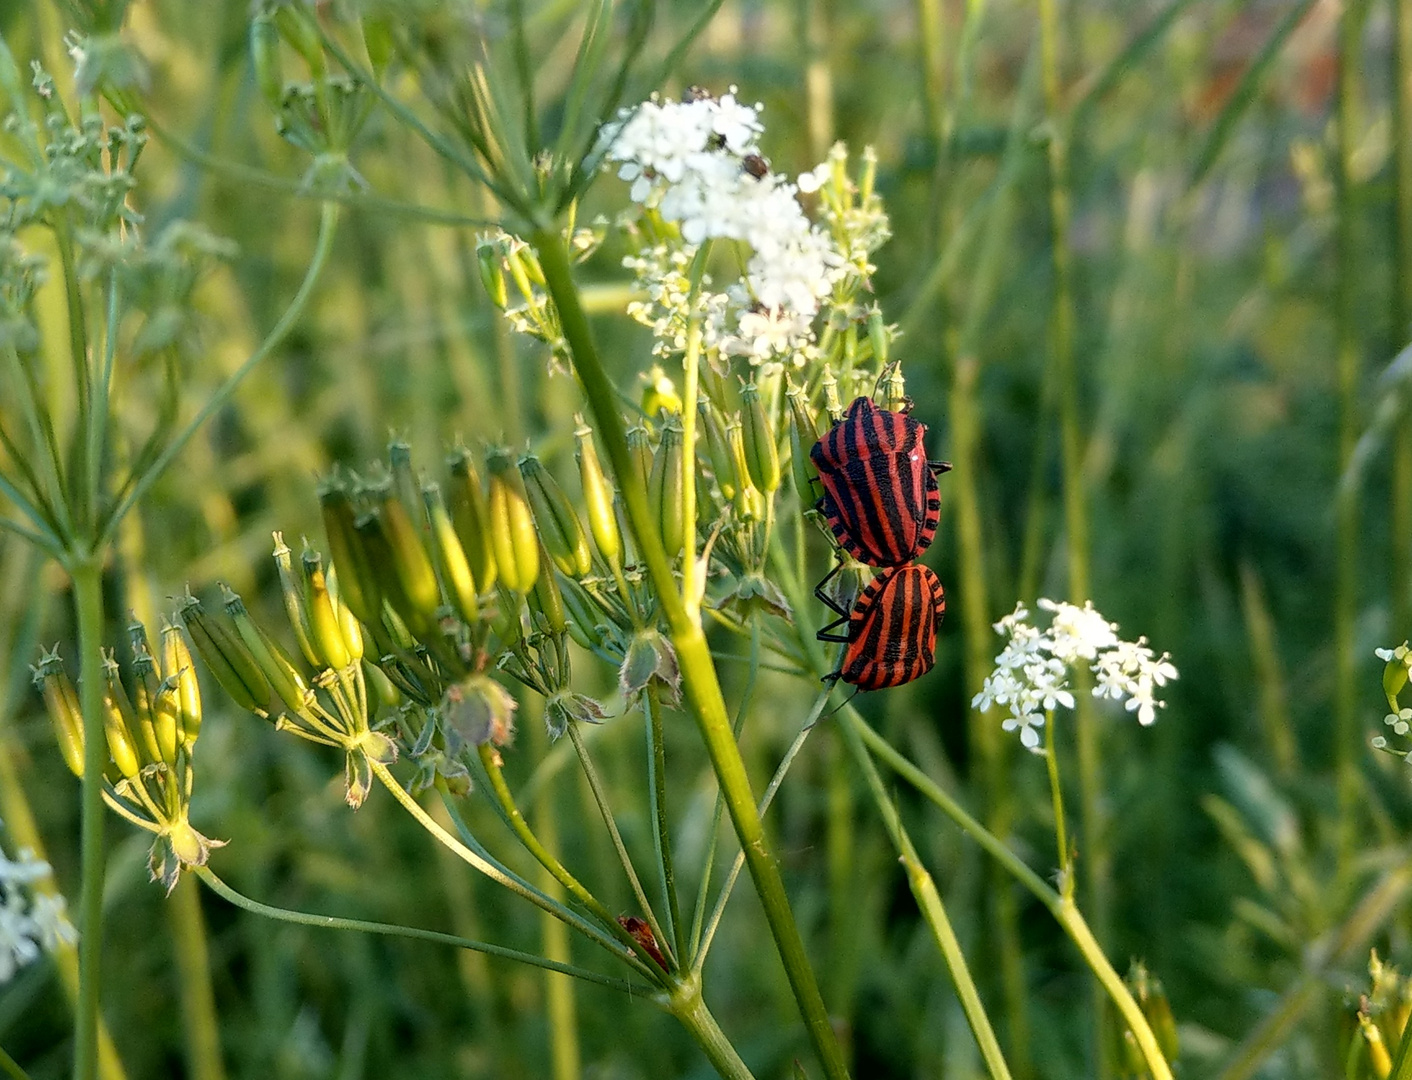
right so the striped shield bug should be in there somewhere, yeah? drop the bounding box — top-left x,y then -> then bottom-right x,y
810,396 -> 950,567
816,563 -> 946,690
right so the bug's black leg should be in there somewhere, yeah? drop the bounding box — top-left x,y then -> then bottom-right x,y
817,626 -> 853,644
813,562 -> 851,619
929,460 -> 953,475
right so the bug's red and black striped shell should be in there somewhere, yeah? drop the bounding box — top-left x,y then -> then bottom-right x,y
839,564 -> 946,691
810,396 -> 941,567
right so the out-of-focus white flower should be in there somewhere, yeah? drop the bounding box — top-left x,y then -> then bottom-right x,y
0,821 -> 75,984
973,599 -> 1177,751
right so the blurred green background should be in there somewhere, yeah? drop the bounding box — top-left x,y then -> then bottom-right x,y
2,1 -> 1409,1077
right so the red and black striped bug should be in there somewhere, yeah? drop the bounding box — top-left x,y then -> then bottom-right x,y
816,563 -> 946,690
810,396 -> 951,567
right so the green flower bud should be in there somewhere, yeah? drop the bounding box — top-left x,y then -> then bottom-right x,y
519,454 -> 592,579
32,649 -> 83,778
161,619 -> 202,753
178,594 -> 272,715
447,448 -> 498,593
1384,649 -> 1410,706
249,14 -> 285,113
301,548 -> 353,671
101,654 -> 142,780
787,380 -> 821,502
574,418 -> 622,571
626,424 -> 654,501
376,482 -> 442,627
741,381 -> 781,494
650,417 -> 685,558
476,239 -> 509,309
319,481 -> 382,627
273,532 -> 319,667
867,307 -> 890,368
528,547 -> 568,637
222,586 -> 309,715
422,482 -> 480,625
486,449 -> 540,595
699,400 -> 739,501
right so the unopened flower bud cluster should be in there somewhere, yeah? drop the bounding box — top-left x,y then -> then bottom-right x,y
0,819 -> 76,984
973,599 -> 1179,752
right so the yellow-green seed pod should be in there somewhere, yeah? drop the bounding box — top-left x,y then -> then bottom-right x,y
161,620 -> 202,753
33,651 -> 83,778
520,245 -> 547,289
324,565 -> 365,663
476,239 -> 509,309
725,419 -> 761,513
559,577 -> 606,652
422,482 -> 479,625
880,362 -> 907,414
504,244 -> 537,305
626,425 -> 653,500
787,381 -> 821,502
486,449 -> 540,595
320,482 -> 383,627
641,365 -> 682,417
376,483 -> 442,627
574,419 -> 621,571
179,595 -> 272,715
128,622 -> 171,766
223,586 -> 309,715
301,549 -> 353,671
273,533 -> 319,668
529,549 -> 568,637
272,4 -> 324,76
363,658 -> 402,709
101,656 -> 142,780
447,448 -> 498,593
699,401 -> 738,500
249,13 -> 284,112
650,417 -> 685,558
387,440 -> 424,534
741,381 -> 781,494
519,454 -> 592,579
701,361 -> 736,414
821,366 -> 843,422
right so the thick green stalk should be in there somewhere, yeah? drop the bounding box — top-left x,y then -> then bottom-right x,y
168,878 -> 227,1080
1394,0 -> 1412,642
836,716 -> 1013,1080
1334,0 -> 1371,877
0,1046 -> 33,1080
532,230 -> 849,1080
668,978 -> 758,1080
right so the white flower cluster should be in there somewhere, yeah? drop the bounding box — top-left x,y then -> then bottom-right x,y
0,822 -> 76,983
972,599 -> 1178,752
598,90 -> 849,371
1374,643 -> 1412,759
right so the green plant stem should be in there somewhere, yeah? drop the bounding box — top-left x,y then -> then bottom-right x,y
1334,0 -> 1372,881
54,216 -> 91,531
1043,710 -> 1072,898
370,760 -> 644,969
680,244 -> 710,622
566,719 -> 673,967
0,1046 -> 33,1080
667,978 -> 758,1080
1395,0 -> 1412,642
534,228 -> 850,1080
835,715 -> 1013,1080
100,202 -> 341,544
645,684 -> 686,963
844,711 -> 1174,1080
71,554 -> 106,1080
194,867 -> 642,995
168,876 -> 226,1080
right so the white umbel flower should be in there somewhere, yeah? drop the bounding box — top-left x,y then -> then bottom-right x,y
974,600 -> 1177,751
0,823 -> 76,984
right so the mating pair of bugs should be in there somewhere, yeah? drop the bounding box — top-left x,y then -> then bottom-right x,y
810,396 -> 950,691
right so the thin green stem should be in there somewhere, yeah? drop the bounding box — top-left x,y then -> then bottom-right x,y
0,514 -> 61,558
836,715 -> 1013,1080
71,555 -> 106,1080
3,343 -> 73,542
100,202 -> 341,545
668,977 -> 758,1080
681,243 -> 710,621
1043,709 -> 1072,899
370,760 -> 642,967
566,719 -> 673,968
1395,0 -> 1412,642
534,229 -> 849,1079
0,1045 -> 33,1080
645,684 -> 686,963
475,744 -> 661,975
86,277 -> 118,533
167,876 -> 226,1080
194,867 -> 644,995
54,216 -> 91,532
